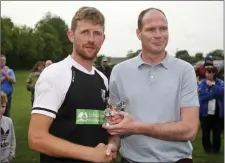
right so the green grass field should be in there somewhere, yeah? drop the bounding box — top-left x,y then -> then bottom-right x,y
9,70 -> 224,162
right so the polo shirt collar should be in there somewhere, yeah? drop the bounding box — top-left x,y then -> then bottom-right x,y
135,51 -> 171,69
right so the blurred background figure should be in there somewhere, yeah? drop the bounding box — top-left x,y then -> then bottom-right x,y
0,54 -> 16,117
45,60 -> 52,67
198,66 -> 224,154
26,61 -> 45,105
196,55 -> 214,83
96,57 -> 112,81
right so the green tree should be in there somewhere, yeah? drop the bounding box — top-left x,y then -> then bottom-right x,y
35,12 -> 72,61
175,50 -> 195,64
207,49 -> 224,60
192,52 -> 204,63
126,49 -> 141,59
1,17 -> 14,54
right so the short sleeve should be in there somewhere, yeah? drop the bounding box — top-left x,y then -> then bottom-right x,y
180,64 -> 200,108
108,67 -> 120,105
9,69 -> 15,78
32,68 -> 64,118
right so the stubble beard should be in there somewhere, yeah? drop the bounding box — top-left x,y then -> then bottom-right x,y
75,43 -> 100,61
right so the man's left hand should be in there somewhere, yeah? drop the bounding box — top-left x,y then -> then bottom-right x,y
103,111 -> 139,135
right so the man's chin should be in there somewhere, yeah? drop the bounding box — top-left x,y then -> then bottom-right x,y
81,54 -> 97,60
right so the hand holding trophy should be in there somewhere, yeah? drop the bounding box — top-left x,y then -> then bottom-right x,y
103,100 -> 127,126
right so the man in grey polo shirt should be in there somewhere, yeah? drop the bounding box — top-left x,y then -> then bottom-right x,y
103,8 -> 199,163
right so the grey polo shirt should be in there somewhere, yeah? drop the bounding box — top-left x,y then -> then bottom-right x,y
109,54 -> 199,162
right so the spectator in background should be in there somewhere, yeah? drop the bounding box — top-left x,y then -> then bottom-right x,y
0,91 -> 16,163
198,66 -> 224,154
45,60 -> 53,67
195,55 -> 214,83
0,54 -> 16,117
96,57 -> 112,81
26,61 -> 45,105
217,67 -> 224,134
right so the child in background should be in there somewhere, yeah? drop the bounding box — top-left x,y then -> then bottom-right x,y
0,91 -> 16,163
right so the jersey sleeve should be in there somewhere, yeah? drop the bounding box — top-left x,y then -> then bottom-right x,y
31,68 -> 64,118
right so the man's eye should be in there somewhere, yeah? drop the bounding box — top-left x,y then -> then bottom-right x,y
81,31 -> 88,34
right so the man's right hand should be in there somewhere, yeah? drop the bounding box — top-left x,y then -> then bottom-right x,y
92,143 -> 113,163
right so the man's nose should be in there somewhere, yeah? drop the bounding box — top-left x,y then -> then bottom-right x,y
88,33 -> 95,43
154,29 -> 162,38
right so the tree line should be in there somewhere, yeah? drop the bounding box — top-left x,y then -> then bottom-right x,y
1,12 -> 72,69
1,12 -> 224,70
126,49 -> 224,64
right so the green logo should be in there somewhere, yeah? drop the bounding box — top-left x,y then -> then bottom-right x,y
76,109 -> 105,124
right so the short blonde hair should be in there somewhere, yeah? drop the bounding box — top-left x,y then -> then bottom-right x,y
71,6 -> 105,32
1,91 -> 8,105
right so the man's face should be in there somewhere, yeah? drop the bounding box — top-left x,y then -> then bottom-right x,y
0,103 -> 6,115
205,70 -> 215,81
136,10 -> 168,55
102,60 -> 108,67
68,20 -> 105,60
0,56 -> 6,68
38,65 -> 45,73
205,60 -> 213,65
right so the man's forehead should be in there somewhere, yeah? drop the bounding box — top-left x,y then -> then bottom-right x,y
77,20 -> 104,31
0,57 -> 6,60
143,10 -> 167,24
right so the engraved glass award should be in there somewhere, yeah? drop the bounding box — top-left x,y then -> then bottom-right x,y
103,100 -> 127,126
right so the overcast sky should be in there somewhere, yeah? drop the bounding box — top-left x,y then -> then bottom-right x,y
1,1 -> 223,57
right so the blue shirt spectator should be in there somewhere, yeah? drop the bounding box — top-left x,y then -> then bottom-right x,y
198,78 -> 224,118
0,54 -> 16,117
0,67 -> 16,95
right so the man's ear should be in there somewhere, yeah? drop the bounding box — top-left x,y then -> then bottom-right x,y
67,30 -> 74,43
103,34 -> 106,43
136,28 -> 141,41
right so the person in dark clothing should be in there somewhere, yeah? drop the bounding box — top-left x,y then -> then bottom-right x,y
216,67 -> 224,134
198,66 -> 224,154
195,55 -> 214,83
96,57 -> 112,81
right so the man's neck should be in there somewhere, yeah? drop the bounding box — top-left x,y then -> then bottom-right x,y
0,66 -> 5,70
71,52 -> 93,72
141,50 -> 166,65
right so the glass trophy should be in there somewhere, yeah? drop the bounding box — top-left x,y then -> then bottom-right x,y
103,100 -> 127,126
